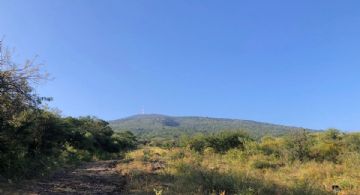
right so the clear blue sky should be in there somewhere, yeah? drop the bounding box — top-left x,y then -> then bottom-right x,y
1,0 -> 360,130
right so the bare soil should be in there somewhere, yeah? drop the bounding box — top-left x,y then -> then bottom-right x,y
0,160 -> 127,195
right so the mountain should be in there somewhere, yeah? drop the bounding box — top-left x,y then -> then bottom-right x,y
109,114 -> 315,139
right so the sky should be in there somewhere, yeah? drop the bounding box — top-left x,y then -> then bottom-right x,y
1,0 -> 360,130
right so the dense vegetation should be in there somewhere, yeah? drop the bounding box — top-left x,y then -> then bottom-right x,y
109,114 -> 314,141
119,130 -> 360,194
0,42 -> 137,180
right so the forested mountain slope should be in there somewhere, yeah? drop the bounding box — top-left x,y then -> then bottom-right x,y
109,114 -> 315,139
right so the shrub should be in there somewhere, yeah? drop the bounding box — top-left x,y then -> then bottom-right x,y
188,134 -> 207,152
259,136 -> 286,157
285,129 -> 313,162
188,131 -> 250,153
0,113 -> 138,180
344,133 -> 360,152
309,142 -> 341,162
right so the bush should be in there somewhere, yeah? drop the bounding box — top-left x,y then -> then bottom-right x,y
0,113 -> 138,180
188,131 -> 250,153
309,142 -> 341,162
285,129 -> 313,162
259,136 -> 285,157
188,134 -> 207,152
344,133 -> 360,152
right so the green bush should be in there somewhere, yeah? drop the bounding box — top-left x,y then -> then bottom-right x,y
285,129 -> 313,162
188,134 -> 207,152
0,112 -> 138,180
188,131 -> 250,153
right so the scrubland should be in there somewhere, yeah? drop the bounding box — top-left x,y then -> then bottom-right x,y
117,130 -> 360,195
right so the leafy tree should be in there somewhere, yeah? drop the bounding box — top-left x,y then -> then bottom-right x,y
286,129 -> 312,162
0,41 -> 49,123
0,42 -> 138,180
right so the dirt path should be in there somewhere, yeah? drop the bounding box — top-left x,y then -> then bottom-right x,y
1,160 -> 127,195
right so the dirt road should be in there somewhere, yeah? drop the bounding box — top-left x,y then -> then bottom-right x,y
1,160 -> 127,195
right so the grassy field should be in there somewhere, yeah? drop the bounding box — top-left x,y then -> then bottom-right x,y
117,144 -> 360,195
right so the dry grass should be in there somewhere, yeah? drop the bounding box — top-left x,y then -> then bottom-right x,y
116,146 -> 360,195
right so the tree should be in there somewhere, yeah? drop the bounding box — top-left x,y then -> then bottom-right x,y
0,41 -> 138,180
0,41 -> 49,125
286,129 -> 312,162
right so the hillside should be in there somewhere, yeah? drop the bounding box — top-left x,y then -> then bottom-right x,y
109,114 -> 314,139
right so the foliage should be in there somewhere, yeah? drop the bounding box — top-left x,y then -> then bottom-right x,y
188,133 -> 207,152
188,131 -> 249,153
0,42 -> 137,180
109,114 -> 314,140
285,129 -> 313,162
0,111 -> 137,180
119,146 -> 343,195
206,131 -> 249,153
118,130 -> 360,194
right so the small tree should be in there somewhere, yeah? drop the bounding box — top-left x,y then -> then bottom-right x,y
286,129 -> 312,162
0,41 -> 51,178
